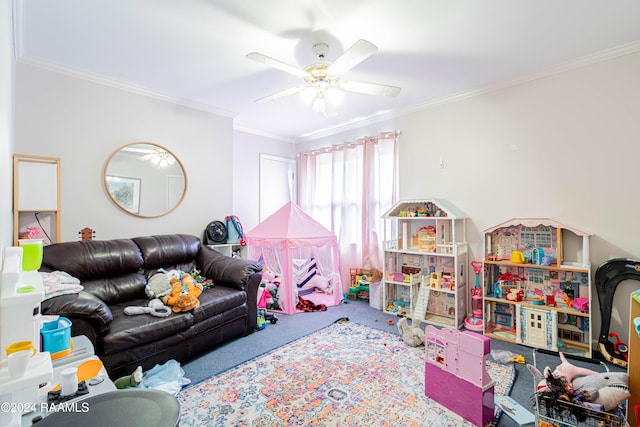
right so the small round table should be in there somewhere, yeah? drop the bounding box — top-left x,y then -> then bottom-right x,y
33,388 -> 180,426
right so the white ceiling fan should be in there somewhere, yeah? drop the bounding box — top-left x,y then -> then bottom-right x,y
246,39 -> 401,116
123,145 -> 176,167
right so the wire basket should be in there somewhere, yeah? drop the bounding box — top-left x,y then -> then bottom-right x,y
535,393 -> 628,427
532,349 -> 629,427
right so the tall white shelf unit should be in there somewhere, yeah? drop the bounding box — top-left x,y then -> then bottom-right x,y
381,199 -> 468,328
207,244 -> 246,258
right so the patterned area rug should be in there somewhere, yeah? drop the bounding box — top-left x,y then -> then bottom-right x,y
178,319 -> 515,426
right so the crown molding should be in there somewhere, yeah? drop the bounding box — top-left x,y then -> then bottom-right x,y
296,39 -> 640,143
233,125 -> 296,143
17,55 -> 238,119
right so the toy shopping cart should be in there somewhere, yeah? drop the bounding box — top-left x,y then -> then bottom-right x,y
532,349 -> 629,427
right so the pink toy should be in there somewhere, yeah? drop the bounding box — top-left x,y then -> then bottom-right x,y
573,297 -> 589,312
553,352 -> 597,382
425,326 -> 494,426
23,226 -> 44,239
465,261 -> 484,332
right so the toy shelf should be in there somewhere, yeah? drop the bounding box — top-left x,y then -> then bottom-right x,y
382,199 -> 468,328
484,259 -> 589,273
481,218 -> 592,357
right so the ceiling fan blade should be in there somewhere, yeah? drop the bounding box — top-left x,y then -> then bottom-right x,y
340,80 -> 401,98
254,86 -> 305,104
246,52 -> 308,78
329,39 -> 378,75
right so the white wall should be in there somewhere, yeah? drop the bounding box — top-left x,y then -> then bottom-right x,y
14,63 -> 234,241
0,0 -> 15,255
298,51 -> 640,344
232,130 -> 296,232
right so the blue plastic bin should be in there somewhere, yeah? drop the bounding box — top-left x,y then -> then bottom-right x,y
40,317 -> 72,355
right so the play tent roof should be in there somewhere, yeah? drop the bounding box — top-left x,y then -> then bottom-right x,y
246,202 -> 336,247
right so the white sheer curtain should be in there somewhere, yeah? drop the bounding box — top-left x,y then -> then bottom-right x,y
297,132 -> 399,293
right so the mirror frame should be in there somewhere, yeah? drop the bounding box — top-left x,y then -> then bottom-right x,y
103,142 -> 188,218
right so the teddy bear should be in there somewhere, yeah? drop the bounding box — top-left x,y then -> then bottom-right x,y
162,273 -> 203,312
397,317 -> 425,347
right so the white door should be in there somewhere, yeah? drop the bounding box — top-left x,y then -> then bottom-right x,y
526,309 -> 547,348
259,154 -> 296,221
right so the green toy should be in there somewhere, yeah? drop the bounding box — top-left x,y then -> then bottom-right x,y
114,366 -> 143,389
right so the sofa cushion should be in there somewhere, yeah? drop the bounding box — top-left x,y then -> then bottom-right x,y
133,234 -> 200,277
100,300 -> 195,355
191,286 -> 247,323
42,239 -> 146,305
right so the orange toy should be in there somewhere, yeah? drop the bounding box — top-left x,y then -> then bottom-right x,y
162,273 -> 203,312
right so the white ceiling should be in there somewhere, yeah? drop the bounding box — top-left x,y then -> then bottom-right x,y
16,0 -> 640,142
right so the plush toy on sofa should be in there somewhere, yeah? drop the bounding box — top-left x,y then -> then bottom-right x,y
145,271 -> 175,299
162,273 -> 204,313
124,298 -> 172,317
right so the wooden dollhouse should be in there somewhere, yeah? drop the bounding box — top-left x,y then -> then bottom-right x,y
481,218 -> 593,357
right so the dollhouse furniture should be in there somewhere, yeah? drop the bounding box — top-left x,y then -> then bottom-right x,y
424,325 -> 495,426
381,199 -> 468,328
482,219 -> 592,357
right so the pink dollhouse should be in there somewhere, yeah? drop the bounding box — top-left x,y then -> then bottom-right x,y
424,325 -> 495,426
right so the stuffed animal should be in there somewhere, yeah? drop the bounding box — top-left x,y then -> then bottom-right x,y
162,273 -> 203,312
145,272 -> 174,299
114,366 -> 143,389
397,317 -> 425,347
527,352 -> 630,412
124,298 -> 172,317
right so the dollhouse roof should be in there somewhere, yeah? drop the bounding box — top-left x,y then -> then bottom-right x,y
245,201 -> 337,247
382,199 -> 467,219
483,218 -> 592,237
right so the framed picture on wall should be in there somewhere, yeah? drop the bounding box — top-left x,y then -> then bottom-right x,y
106,176 -> 141,214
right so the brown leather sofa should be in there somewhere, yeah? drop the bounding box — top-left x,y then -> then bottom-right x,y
39,234 -> 262,379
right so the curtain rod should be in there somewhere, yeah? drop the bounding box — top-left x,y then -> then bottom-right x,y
298,130 -> 401,157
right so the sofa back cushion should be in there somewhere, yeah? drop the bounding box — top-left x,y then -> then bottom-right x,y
132,234 -> 201,278
41,239 -> 146,305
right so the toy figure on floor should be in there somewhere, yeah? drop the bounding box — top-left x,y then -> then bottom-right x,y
114,366 -> 143,389
296,296 -> 326,312
397,317 -> 425,347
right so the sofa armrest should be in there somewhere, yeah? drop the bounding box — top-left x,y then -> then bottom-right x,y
197,246 -> 262,290
40,291 -> 113,334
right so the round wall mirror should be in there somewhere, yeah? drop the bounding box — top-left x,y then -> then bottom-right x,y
104,142 -> 187,217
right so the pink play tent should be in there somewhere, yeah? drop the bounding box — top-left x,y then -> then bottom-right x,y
246,202 -> 343,314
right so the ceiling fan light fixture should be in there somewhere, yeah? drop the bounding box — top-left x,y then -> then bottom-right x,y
312,96 -> 326,114
149,149 -> 175,168
327,86 -> 344,106
299,86 -> 317,104
247,38 -> 400,114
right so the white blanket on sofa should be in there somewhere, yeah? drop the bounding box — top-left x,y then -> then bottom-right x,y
40,271 -> 83,300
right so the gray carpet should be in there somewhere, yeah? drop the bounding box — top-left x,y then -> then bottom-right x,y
181,299 -> 624,427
